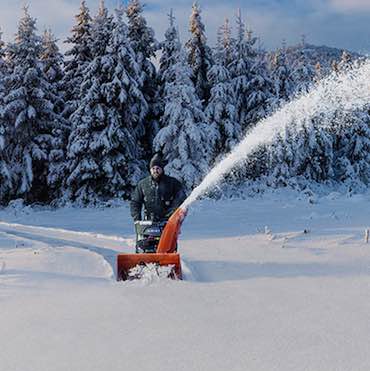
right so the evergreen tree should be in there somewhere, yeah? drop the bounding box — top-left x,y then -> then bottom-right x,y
266,128 -> 294,188
291,118 -> 334,182
0,30 -> 12,202
65,4 -> 145,203
158,9 -> 181,124
314,62 -> 323,83
229,10 -> 255,132
126,0 -> 159,158
255,107 -> 370,189
90,0 -> 113,57
245,35 -> 274,127
41,29 -> 68,200
205,21 -> 240,161
291,44 -> 315,95
41,29 -> 64,113
338,50 -> 352,71
270,47 -> 294,106
214,18 -> 234,67
126,0 -> 157,59
4,7 -> 61,203
185,2 -> 213,106
154,50 -> 216,191
333,110 -> 370,187
229,13 -> 273,181
258,117 -> 334,187
62,0 -> 92,119
0,30 -> 8,79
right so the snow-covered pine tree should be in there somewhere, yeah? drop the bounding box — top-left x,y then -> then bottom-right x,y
266,53 -> 370,189
332,109 -> 370,189
270,46 -> 295,107
337,55 -> 370,189
266,127 -> 294,188
41,29 -> 65,115
0,30 -> 12,203
259,116 -> 335,188
314,62 -> 322,83
158,9 -> 181,126
292,118 -> 334,183
338,50 -> 352,71
0,31 -> 7,76
40,29 -> 69,201
4,7 -> 61,203
185,2 -> 213,106
153,50 -> 216,191
215,18 -> 234,67
158,9 -> 180,85
205,20 -> 240,162
65,4 -> 145,203
291,43 -> 315,95
62,0 -> 92,120
65,1 -> 113,203
126,0 -> 157,59
89,0 -> 112,57
126,0 -> 159,158
227,12 -> 273,182
329,56 -> 370,188
331,59 -> 339,74
244,31 -> 274,127
229,9 -> 254,133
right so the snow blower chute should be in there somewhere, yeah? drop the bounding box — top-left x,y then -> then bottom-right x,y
117,207 -> 187,280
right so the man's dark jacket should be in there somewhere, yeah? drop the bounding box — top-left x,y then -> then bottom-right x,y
130,174 -> 186,221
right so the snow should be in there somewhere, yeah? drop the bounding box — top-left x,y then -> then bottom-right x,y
1,191 -> 370,370
183,60 -> 370,208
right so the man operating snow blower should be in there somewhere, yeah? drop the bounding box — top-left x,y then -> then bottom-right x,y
130,153 -> 186,253
117,153 -> 187,280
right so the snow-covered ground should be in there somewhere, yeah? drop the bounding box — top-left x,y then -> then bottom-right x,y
1,190 -> 370,371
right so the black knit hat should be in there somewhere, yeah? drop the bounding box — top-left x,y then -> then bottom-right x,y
149,153 -> 164,169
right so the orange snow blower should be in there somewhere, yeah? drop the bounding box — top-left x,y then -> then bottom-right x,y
117,207 -> 187,280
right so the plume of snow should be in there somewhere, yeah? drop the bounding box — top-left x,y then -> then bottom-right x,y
182,60 -> 370,209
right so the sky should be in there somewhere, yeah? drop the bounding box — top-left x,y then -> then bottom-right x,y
0,0 -> 369,54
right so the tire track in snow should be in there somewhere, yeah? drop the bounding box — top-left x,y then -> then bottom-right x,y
0,222 -> 135,279
0,221 -> 132,244
0,222 -> 200,282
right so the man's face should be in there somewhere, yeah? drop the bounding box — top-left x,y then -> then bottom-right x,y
150,165 -> 163,180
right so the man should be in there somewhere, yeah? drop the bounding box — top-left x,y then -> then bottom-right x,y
130,153 -> 186,222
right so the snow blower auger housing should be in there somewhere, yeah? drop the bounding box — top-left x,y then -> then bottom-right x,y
117,208 -> 187,281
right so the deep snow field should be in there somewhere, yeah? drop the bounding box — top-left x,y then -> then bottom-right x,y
1,190 -> 370,371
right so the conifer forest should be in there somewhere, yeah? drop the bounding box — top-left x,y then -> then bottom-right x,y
0,0 -> 368,206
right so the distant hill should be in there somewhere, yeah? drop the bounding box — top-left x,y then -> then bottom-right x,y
284,43 -> 364,74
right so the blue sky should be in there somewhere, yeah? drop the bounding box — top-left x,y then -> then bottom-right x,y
1,0 -> 369,54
